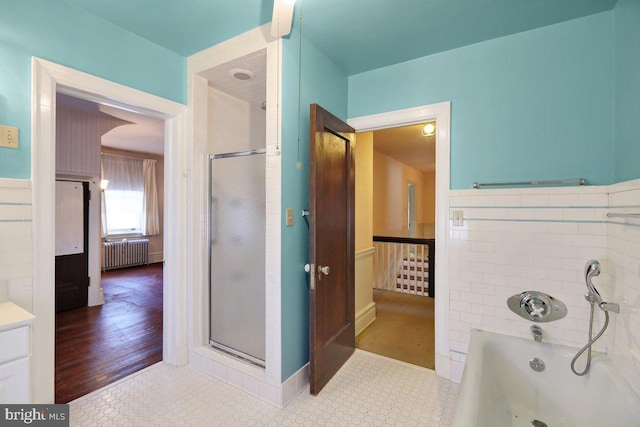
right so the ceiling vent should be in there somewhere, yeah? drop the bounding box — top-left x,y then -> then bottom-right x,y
230,68 -> 255,81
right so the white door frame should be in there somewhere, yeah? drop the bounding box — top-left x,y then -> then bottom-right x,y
31,58 -> 188,403
348,102 -> 451,379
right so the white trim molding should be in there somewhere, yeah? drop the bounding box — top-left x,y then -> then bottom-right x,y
349,101 -> 452,379
355,246 -> 376,336
187,23 -> 284,405
31,58 -> 187,403
149,252 -> 164,264
355,302 -> 377,336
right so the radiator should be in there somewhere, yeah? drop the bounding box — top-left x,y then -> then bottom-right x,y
102,239 -> 149,270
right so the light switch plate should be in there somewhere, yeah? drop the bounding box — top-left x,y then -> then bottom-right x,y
0,125 -> 19,149
286,208 -> 294,226
452,210 -> 464,226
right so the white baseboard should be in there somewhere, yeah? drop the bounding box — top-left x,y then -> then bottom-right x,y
436,353 -> 452,381
149,252 -> 164,264
87,287 -> 105,307
280,363 -> 310,407
190,346 -> 309,408
355,301 -> 376,336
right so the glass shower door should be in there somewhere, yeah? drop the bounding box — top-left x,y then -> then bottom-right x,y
209,150 -> 265,365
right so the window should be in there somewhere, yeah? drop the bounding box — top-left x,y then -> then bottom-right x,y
104,189 -> 144,234
102,154 -> 144,236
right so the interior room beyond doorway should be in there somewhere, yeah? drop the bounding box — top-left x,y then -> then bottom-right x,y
53,92 -> 166,403
355,123 -> 436,369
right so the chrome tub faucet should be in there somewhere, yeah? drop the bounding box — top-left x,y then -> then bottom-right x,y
530,325 -> 543,342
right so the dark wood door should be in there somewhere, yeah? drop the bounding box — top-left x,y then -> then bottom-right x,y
55,181 -> 90,312
309,104 -> 356,395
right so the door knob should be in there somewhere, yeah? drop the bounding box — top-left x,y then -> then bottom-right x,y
318,265 -> 330,275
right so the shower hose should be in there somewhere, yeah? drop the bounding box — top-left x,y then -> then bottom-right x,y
570,302 -> 610,376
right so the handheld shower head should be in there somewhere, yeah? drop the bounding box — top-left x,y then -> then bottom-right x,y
584,259 -> 602,305
584,259 -> 600,279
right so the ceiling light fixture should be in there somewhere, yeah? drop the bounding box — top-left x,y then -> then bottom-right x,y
422,122 -> 436,136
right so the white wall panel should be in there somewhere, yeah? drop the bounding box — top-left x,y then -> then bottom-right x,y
55,181 -> 83,256
0,179 -> 32,312
56,107 -> 127,177
607,179 -> 640,397
208,87 -> 266,155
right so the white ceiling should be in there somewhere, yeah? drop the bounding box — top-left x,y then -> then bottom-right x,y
199,48 -> 267,108
56,93 -> 165,155
372,124 -> 436,173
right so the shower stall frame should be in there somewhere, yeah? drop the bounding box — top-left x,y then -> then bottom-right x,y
208,148 -> 267,368
187,24 -> 303,408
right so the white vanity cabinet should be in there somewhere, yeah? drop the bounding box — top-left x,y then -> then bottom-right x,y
0,302 -> 35,403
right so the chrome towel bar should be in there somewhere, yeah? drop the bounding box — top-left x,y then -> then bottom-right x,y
607,213 -> 640,218
473,178 -> 585,188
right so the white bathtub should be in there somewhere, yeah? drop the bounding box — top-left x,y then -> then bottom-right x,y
453,329 -> 640,427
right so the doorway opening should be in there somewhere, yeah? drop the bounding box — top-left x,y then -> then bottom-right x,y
32,57 -> 186,404
53,93 -> 166,403
354,123 -> 436,369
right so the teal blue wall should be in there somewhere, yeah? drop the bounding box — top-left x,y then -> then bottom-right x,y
0,0 -> 185,179
613,0 -> 640,183
280,29 -> 348,381
348,12 -> 615,189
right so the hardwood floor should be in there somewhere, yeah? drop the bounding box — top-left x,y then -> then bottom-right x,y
355,289 -> 434,369
55,263 -> 163,403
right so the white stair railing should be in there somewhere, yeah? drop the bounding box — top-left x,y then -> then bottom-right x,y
373,237 -> 435,298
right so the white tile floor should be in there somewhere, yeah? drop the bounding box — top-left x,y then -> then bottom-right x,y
70,350 -> 459,426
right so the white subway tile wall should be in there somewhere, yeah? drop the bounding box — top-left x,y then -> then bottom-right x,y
265,146 -> 282,387
0,179 -> 33,312
607,179 -> 640,397
448,184 -> 614,381
448,180 -> 640,389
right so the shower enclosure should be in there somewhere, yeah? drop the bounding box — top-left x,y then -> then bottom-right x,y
209,149 -> 266,366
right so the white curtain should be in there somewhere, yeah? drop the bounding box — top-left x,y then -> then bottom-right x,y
102,155 -> 144,192
100,162 -> 108,237
142,159 -> 160,236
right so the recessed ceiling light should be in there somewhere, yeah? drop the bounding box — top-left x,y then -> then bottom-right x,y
230,68 -> 255,81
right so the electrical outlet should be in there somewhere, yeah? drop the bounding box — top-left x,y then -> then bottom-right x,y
0,125 -> 19,149
452,210 -> 464,226
286,208 -> 294,226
